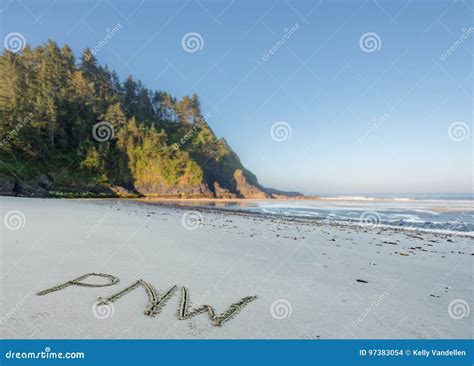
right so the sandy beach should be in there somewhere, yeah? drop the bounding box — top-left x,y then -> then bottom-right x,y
1,197 -> 472,339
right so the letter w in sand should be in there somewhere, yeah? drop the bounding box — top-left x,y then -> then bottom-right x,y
177,287 -> 257,327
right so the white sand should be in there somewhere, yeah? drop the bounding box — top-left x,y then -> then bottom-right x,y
0,197 -> 472,339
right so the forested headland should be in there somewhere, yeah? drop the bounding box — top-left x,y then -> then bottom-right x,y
0,41 -> 300,198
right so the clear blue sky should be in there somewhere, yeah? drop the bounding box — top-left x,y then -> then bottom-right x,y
1,0 -> 472,194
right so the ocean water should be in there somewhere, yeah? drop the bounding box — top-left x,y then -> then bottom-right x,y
316,193 -> 473,201
184,196 -> 473,234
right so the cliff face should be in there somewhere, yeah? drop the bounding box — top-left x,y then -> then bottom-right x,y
233,169 -> 270,199
0,149 -> 272,199
125,124 -> 273,198
0,41 -> 301,199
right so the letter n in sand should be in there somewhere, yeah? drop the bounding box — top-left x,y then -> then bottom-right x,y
97,280 -> 177,317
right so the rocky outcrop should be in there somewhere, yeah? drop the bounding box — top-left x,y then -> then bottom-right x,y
233,169 -> 270,199
108,185 -> 138,198
134,182 -> 213,198
0,173 -> 15,196
0,173 -> 52,197
0,169 -> 302,199
19,175 -> 52,196
264,187 -> 303,198
213,182 -> 237,199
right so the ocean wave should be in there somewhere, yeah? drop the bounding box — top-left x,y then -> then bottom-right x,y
201,199 -> 474,235
318,195 -> 417,201
239,207 -> 473,234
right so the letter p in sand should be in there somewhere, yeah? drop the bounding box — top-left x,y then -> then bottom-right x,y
36,273 -> 119,296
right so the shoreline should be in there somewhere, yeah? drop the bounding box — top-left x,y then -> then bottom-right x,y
135,199 -> 474,239
1,195 -> 472,238
4,192 -> 472,204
